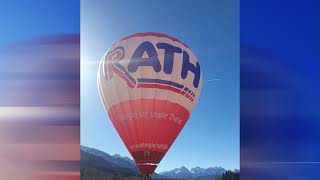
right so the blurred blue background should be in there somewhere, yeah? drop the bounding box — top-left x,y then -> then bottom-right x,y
0,0 -> 79,47
0,0 -> 80,179
241,0 -> 320,179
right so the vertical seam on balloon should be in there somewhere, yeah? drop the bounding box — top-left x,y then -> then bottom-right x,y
111,64 -> 132,150
153,36 -> 162,159
137,37 -> 143,153
164,38 -> 182,163
142,36 -> 149,157
123,38 -> 135,152
153,41 -> 167,160
163,41 -> 174,163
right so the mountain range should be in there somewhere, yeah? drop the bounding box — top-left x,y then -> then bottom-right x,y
159,166 -> 227,180
81,145 -> 236,180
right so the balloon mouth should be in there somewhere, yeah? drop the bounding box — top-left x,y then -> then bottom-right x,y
132,150 -> 165,176
137,163 -> 158,176
137,163 -> 158,166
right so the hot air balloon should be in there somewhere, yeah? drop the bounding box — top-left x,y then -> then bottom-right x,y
97,32 -> 202,178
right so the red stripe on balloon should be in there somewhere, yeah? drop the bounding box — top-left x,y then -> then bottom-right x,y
137,83 -> 181,94
137,83 -> 194,102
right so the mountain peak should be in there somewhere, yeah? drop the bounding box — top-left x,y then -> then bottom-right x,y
180,166 -> 189,171
81,145 -> 138,173
113,154 -> 122,158
160,165 -> 226,179
191,166 -> 205,173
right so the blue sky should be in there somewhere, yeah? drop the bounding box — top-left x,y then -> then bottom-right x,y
81,0 -> 239,172
0,0 -> 79,48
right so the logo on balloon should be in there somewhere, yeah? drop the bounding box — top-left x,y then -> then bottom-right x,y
105,46 -> 137,88
104,41 -> 201,102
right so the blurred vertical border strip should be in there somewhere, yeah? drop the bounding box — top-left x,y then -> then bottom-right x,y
0,35 -> 80,179
240,0 -> 320,180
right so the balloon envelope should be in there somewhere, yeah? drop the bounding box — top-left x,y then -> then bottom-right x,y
98,32 -> 202,176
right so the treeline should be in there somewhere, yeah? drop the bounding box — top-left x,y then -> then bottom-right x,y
215,170 -> 240,180
81,168 -> 143,180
